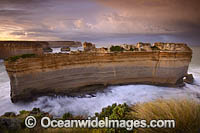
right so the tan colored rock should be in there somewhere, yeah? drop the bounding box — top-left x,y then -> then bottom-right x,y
0,41 -> 82,59
0,41 -> 44,59
4,43 -> 193,103
83,42 -> 96,51
153,42 -> 191,51
47,41 -> 82,48
136,42 -> 152,51
94,47 -> 108,53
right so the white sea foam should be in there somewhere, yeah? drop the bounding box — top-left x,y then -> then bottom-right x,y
0,55 -> 200,117
51,48 -> 62,53
26,84 -> 198,117
51,47 -> 82,53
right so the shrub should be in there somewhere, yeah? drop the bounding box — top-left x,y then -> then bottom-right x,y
3,112 -> 16,117
110,46 -> 124,52
19,110 -> 29,115
7,54 -> 36,62
8,55 -> 21,62
151,46 -> 160,50
21,54 -> 36,59
62,112 -> 73,120
95,103 -> 132,133
95,103 -> 131,120
130,47 -> 134,51
131,99 -> 200,133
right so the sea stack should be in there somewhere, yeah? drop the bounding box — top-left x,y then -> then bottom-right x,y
4,42 -> 193,103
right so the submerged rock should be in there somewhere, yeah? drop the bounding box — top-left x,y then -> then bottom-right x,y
61,46 -> 70,51
43,47 -> 53,52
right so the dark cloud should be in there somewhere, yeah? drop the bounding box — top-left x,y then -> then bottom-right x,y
0,0 -> 199,45
96,0 -> 200,31
0,9 -> 30,16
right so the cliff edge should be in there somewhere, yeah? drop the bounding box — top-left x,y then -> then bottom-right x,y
0,41 -> 82,59
4,42 -> 193,103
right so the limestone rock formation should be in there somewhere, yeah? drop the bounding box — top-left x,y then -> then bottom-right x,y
184,74 -> 194,84
4,42 -> 193,103
0,41 -> 81,59
47,41 -> 82,48
0,41 -> 45,59
83,42 -> 96,51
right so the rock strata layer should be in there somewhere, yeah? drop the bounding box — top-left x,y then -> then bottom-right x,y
0,41 -> 45,59
47,41 -> 82,48
0,41 -> 81,59
4,43 -> 192,103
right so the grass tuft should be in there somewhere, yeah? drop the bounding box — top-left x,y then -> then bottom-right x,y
131,98 -> 200,133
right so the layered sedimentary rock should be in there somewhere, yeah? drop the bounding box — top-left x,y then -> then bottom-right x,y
0,41 -> 45,59
4,43 -> 192,103
47,41 -> 82,48
0,41 -> 82,59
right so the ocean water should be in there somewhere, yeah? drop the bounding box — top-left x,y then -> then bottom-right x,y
51,47 -> 83,53
0,46 -> 199,117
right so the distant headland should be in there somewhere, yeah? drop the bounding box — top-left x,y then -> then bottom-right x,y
0,41 -> 82,59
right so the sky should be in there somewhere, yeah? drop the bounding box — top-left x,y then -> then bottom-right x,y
0,0 -> 200,45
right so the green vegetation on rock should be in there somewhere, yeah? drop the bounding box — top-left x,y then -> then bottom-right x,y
62,112 -> 73,120
19,110 -> 29,115
6,54 -> 36,62
95,103 -> 131,120
151,46 -> 160,50
94,103 -> 132,133
130,47 -> 134,51
110,46 -> 124,52
1,99 -> 200,133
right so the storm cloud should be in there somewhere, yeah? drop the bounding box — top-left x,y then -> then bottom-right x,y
0,0 -> 199,45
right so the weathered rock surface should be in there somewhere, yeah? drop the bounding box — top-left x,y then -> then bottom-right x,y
184,74 -> 194,84
0,41 -> 81,59
0,41 -> 45,59
83,42 -> 96,51
4,43 -> 192,103
47,41 -> 82,48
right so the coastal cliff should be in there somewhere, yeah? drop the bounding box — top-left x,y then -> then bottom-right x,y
0,41 -> 82,59
47,41 -> 82,48
0,41 -> 45,59
4,42 -> 192,103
